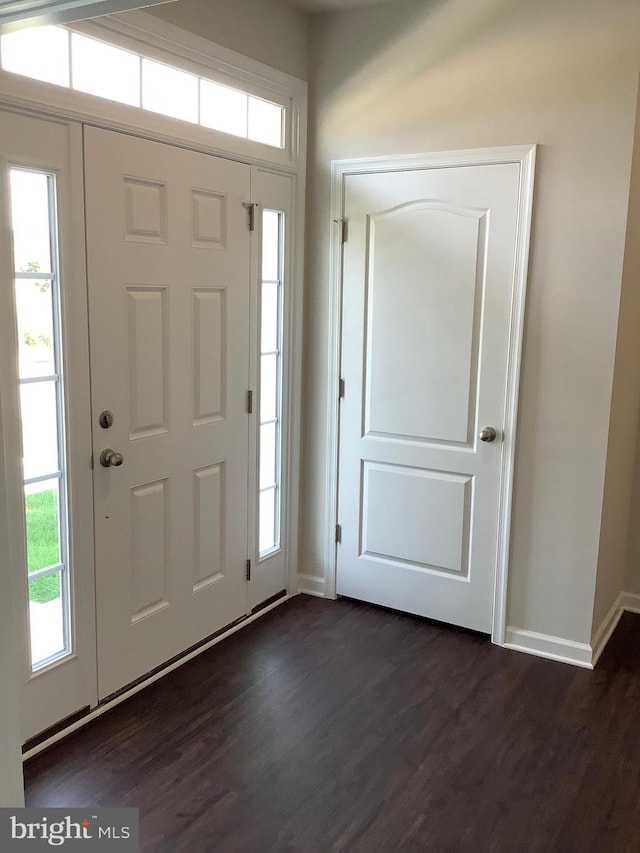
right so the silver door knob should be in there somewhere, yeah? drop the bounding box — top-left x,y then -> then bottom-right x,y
100,448 -> 124,467
479,427 -> 497,443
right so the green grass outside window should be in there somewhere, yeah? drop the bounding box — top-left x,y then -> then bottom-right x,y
25,488 -> 62,604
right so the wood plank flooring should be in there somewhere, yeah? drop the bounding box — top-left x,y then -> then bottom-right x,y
24,596 -> 640,852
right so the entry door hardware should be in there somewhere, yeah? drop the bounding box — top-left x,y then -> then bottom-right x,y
243,202 -> 258,232
99,410 -> 114,429
100,448 -> 124,468
333,218 -> 347,243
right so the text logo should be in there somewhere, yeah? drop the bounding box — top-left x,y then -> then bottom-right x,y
0,809 -> 138,850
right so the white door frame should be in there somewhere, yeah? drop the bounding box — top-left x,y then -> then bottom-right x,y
0,153 -> 26,807
325,146 -> 536,644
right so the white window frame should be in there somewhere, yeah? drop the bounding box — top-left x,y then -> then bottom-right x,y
11,167 -> 73,671
248,166 -> 302,611
0,10 -> 306,170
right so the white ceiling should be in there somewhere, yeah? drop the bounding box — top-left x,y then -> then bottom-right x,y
286,0 -> 389,11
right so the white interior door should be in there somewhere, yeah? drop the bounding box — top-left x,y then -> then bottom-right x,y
337,162 -> 524,633
85,127 -> 252,699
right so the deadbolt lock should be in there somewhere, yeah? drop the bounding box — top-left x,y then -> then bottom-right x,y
99,410 -> 114,429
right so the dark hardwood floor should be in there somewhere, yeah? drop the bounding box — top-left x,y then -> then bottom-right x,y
24,596 -> 640,852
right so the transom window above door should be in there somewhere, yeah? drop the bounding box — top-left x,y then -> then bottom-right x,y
0,25 -> 285,148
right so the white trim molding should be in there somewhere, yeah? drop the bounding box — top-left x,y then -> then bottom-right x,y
620,591 -> 640,613
0,0 -> 175,32
0,10 -> 307,172
506,591 -> 640,671
504,627 -> 594,669
590,595 -> 624,668
324,145 -> 537,640
298,574 -> 326,598
590,591 -> 640,668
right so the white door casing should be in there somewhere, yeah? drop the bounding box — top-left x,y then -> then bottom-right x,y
333,148 -> 536,637
85,127 -> 252,699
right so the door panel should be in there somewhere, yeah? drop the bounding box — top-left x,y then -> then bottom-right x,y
337,164 -> 521,633
85,127 -> 251,699
365,203 -> 485,445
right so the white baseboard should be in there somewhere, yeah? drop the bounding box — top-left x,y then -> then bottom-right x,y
297,573 -> 326,597
620,591 -> 640,613
590,590 -> 640,667
506,591 -> 640,671
591,594 -> 624,668
504,626 -> 593,668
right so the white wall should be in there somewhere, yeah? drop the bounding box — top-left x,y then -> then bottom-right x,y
302,0 -> 640,645
593,79 -> 640,632
148,0 -> 310,80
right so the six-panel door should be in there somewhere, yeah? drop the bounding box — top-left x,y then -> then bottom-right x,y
85,127 -> 251,699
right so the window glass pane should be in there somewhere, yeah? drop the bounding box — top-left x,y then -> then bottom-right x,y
200,80 -> 248,137
72,32 -> 140,107
10,170 -> 52,273
142,58 -> 198,123
15,278 -> 56,379
25,481 -> 61,573
259,489 -> 276,554
260,354 -> 278,422
262,210 -> 280,281
1,26 -> 70,87
20,381 -> 59,480
261,281 -> 279,354
260,423 -> 277,490
29,571 -> 65,667
248,97 -> 283,148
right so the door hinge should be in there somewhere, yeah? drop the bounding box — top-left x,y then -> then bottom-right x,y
334,218 -> 347,243
246,559 -> 252,581
244,202 -> 258,232
247,389 -> 253,414
90,454 -> 94,470
338,377 -> 345,400
335,523 -> 342,544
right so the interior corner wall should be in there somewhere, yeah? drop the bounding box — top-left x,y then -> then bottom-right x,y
301,0 -> 640,645
593,76 -> 640,633
147,0 -> 310,80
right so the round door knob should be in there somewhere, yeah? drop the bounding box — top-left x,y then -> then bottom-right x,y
479,427 -> 497,443
100,448 -> 124,467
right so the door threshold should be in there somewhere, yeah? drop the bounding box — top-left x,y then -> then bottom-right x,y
22,706 -> 91,754
22,592 -> 294,762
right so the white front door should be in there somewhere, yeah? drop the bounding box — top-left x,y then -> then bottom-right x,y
84,127 -> 252,699
337,161 -> 526,633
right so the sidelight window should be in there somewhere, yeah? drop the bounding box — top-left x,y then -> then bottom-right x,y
259,210 -> 284,556
10,168 -> 71,671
